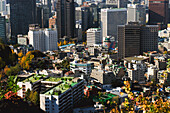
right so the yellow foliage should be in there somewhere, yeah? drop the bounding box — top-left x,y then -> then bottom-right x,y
18,51 -> 23,58
58,41 -> 62,46
63,40 -> 67,45
4,65 -> 10,75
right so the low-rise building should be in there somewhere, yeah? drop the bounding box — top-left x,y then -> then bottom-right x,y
17,74 -> 48,98
90,69 -> 115,85
70,60 -> 94,75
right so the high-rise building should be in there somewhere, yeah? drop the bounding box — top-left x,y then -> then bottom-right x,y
118,22 -> 158,59
140,25 -> 158,53
36,4 -> 49,28
28,25 -> 58,52
87,28 -> 102,46
41,0 -> 52,17
0,14 -> 6,43
88,4 -> 99,28
149,0 -> 169,28
10,0 -> 36,40
75,7 -> 89,31
101,8 -> 127,40
57,0 -> 75,39
118,22 -> 141,59
127,4 -> 146,25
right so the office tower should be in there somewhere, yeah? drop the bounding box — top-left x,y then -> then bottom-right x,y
10,0 -> 36,40
118,22 -> 158,59
149,0 -> 169,28
41,0 -> 52,17
57,0 -> 75,39
88,4 -> 99,28
118,22 -> 141,59
36,4 -> 49,28
87,28 -> 102,46
101,8 -> 127,40
0,14 -> 6,43
140,25 -> 158,53
75,7 -> 89,31
28,25 -> 58,52
127,4 -> 146,25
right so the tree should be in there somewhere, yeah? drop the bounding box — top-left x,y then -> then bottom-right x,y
18,51 -> 23,58
63,40 -> 67,45
58,41 -> 62,46
28,91 -> 39,105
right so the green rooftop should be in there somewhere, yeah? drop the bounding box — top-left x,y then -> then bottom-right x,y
44,77 -> 78,95
22,74 -> 47,83
44,77 -> 61,82
93,93 -> 117,103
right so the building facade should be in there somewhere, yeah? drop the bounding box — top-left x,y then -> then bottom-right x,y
149,0 -> 169,28
101,8 -> 127,40
28,28 -> 58,52
118,22 -> 141,59
127,4 -> 146,25
10,0 -> 36,40
40,78 -> 84,113
0,14 -> 6,43
87,28 -> 102,46
140,25 -> 158,53
118,22 -> 158,59
57,0 -> 75,39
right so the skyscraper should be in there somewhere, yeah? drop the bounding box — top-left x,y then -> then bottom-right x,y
57,0 -> 75,39
0,14 -> 6,43
118,22 -> 141,59
149,0 -> 169,27
127,4 -> 146,25
41,0 -> 52,17
101,8 -> 127,40
10,0 -> 36,40
118,22 -> 158,59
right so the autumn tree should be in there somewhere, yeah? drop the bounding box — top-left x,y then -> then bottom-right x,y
63,40 -> 67,45
57,41 -> 62,46
28,91 -> 39,105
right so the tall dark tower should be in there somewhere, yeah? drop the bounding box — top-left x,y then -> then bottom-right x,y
57,0 -> 75,39
149,0 -> 169,28
10,0 -> 36,41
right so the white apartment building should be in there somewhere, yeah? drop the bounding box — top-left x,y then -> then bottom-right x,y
87,28 -> 102,47
40,77 -> 84,113
101,8 -> 127,40
17,74 -> 48,98
28,28 -> 58,52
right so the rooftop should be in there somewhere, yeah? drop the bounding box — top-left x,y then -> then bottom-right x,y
124,56 -> 148,62
22,74 -> 47,83
44,77 -> 79,96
